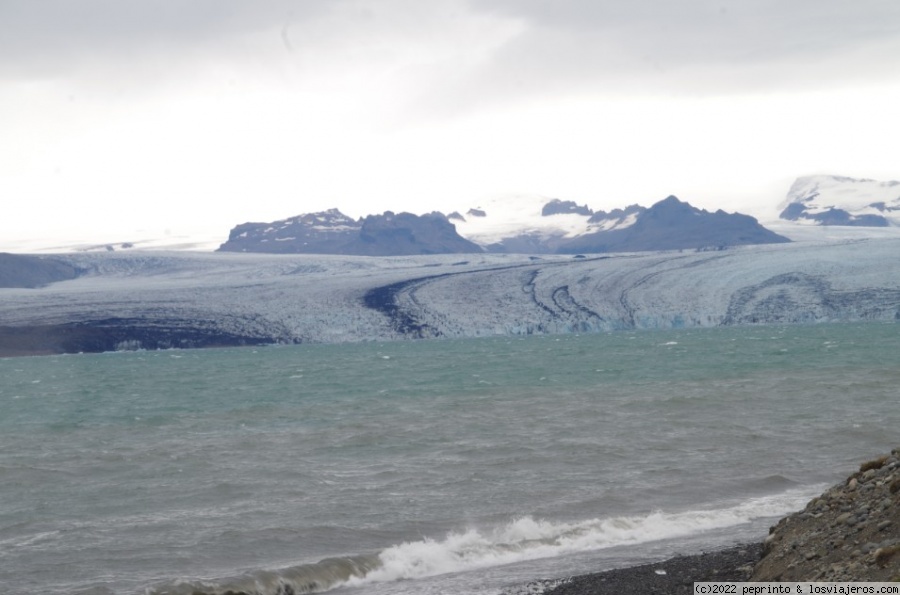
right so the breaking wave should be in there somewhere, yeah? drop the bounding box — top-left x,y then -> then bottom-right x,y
147,486 -> 820,595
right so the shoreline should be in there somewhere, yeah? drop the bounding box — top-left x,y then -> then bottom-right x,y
526,448 -> 900,594
532,542 -> 762,595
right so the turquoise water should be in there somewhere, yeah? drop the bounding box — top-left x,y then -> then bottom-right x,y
1,323 -> 898,595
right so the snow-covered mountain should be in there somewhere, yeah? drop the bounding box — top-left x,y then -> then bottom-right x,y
2,237 -> 899,355
218,196 -> 789,256
447,194 -> 643,253
779,175 -> 900,226
7,176 -> 900,256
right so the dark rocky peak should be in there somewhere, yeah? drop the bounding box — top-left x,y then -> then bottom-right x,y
218,208 -> 361,254
588,204 -> 644,223
467,208 -> 487,218
541,199 -> 593,217
351,211 -> 482,255
447,211 -> 466,222
868,201 -> 899,213
559,195 -> 790,254
638,196 -> 773,230
644,195 -> 702,219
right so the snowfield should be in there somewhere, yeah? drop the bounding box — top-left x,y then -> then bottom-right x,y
779,175 -> 900,226
2,237 -> 899,354
782,175 -> 900,217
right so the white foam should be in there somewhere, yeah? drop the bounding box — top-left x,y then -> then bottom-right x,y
345,486 -> 823,589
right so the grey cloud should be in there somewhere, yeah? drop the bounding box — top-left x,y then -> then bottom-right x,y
397,0 -> 900,116
0,0 -> 335,79
5,0 -> 900,102
0,0 -> 483,89
479,0 -> 900,64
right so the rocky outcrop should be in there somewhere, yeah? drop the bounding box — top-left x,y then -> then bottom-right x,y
780,203 -> 890,226
218,208 -> 360,254
345,211 -> 483,256
752,448 -> 900,582
542,199 -> 593,217
218,210 -> 482,256
587,204 -> 644,224
559,196 -> 791,253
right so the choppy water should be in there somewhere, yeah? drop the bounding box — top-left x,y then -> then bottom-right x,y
1,323 -> 898,595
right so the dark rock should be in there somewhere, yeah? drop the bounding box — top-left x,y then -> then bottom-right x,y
862,455 -> 890,472
218,208 -> 360,254
218,210 -> 481,256
559,196 -> 791,254
779,176 -> 898,227
587,204 -> 644,224
780,204 -> 890,227
752,449 -> 900,582
541,199 -> 593,217
347,211 -> 482,256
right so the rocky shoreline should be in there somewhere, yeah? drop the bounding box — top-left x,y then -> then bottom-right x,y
528,448 -> 900,594
753,448 -> 900,582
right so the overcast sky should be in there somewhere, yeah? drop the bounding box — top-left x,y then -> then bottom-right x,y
3,0 -> 900,243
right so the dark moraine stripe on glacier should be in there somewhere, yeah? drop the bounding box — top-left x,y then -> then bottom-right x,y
363,276 -> 448,338
721,272 -> 900,325
0,317 -> 274,357
362,257 -> 612,338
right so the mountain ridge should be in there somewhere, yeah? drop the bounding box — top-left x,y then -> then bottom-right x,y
218,196 -> 790,256
5,174 -> 898,256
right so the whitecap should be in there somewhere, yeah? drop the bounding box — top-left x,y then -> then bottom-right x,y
339,486 -> 824,590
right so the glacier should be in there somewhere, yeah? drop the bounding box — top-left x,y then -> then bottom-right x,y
1,236 -> 899,355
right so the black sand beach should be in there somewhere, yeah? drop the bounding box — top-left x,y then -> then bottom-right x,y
531,543 -> 761,595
